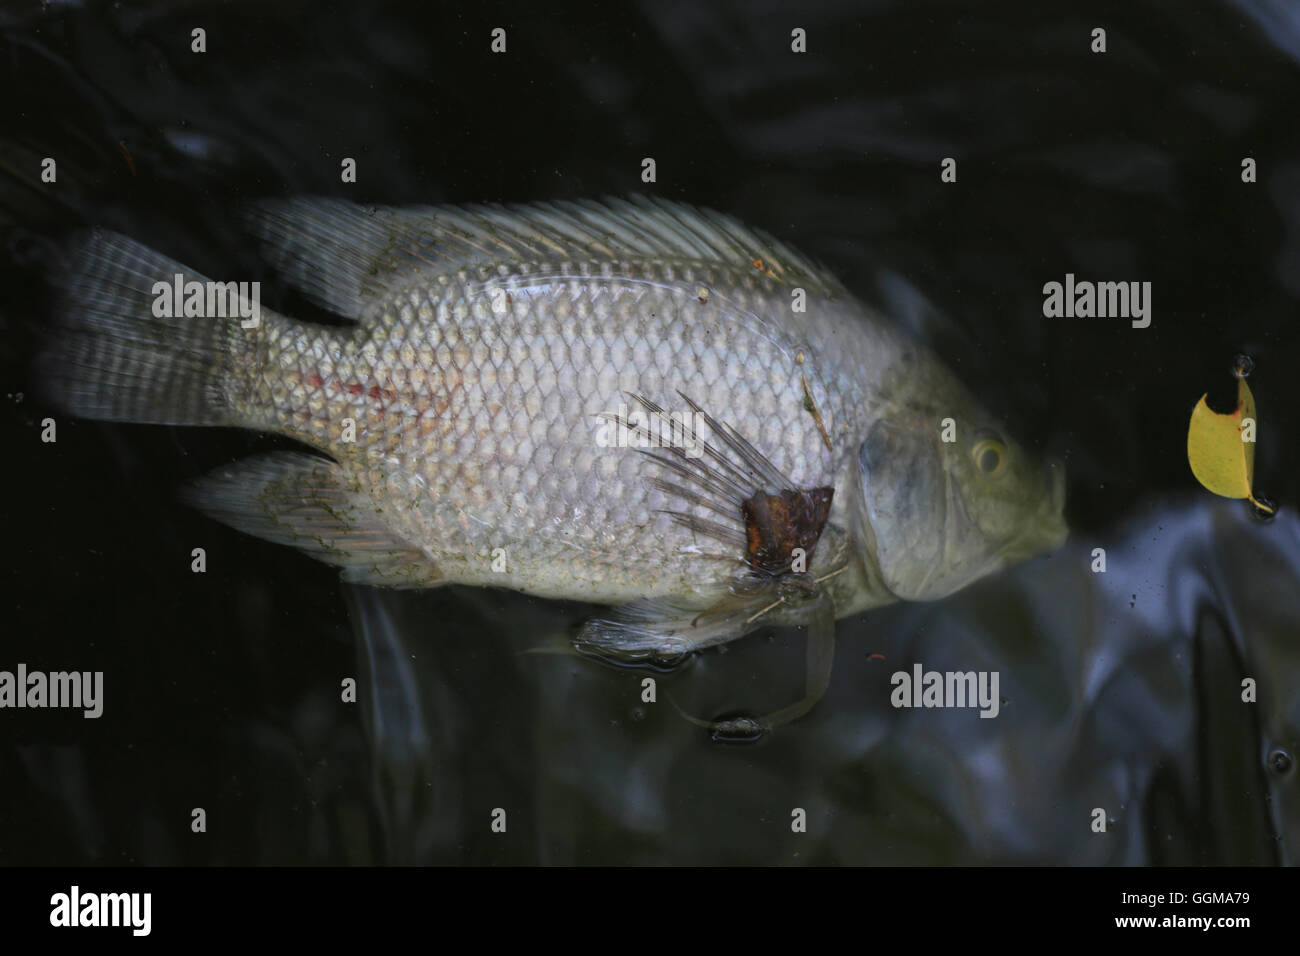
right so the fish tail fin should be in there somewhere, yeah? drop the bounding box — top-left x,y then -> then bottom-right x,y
35,229 -> 264,426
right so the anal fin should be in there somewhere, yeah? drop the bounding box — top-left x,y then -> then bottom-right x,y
182,451 -> 439,588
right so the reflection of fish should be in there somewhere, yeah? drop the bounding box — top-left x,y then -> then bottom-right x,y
38,197 -> 1066,694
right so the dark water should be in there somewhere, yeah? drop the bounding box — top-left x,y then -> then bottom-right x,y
1,0 -> 1297,864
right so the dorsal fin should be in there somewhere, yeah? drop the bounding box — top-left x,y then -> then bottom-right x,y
244,196 -> 847,319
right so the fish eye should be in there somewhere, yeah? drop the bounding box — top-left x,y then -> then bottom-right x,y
971,438 -> 1007,477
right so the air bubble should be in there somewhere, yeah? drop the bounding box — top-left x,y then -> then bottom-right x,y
1232,354 -> 1254,379
1250,495 -> 1277,522
708,713 -> 767,744
650,640 -> 689,670
1268,749 -> 1292,775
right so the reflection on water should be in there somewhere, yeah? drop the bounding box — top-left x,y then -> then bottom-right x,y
347,497 -> 1296,864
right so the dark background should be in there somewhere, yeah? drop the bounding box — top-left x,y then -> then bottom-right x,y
0,0 -> 1297,864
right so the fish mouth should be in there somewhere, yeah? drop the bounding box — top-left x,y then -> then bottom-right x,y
1041,455 -> 1069,549
1004,455 -> 1069,560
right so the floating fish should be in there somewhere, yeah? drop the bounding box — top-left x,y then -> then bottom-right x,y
37,197 -> 1068,729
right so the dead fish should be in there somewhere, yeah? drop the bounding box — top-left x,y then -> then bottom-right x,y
37,197 -> 1067,730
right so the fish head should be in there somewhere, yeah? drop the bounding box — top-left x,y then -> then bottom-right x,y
854,372 -> 1067,603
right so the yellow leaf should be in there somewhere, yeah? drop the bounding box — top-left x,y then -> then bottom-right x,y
1186,377 -> 1272,512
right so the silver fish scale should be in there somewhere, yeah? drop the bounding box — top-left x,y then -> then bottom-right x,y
243,258 -> 898,604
